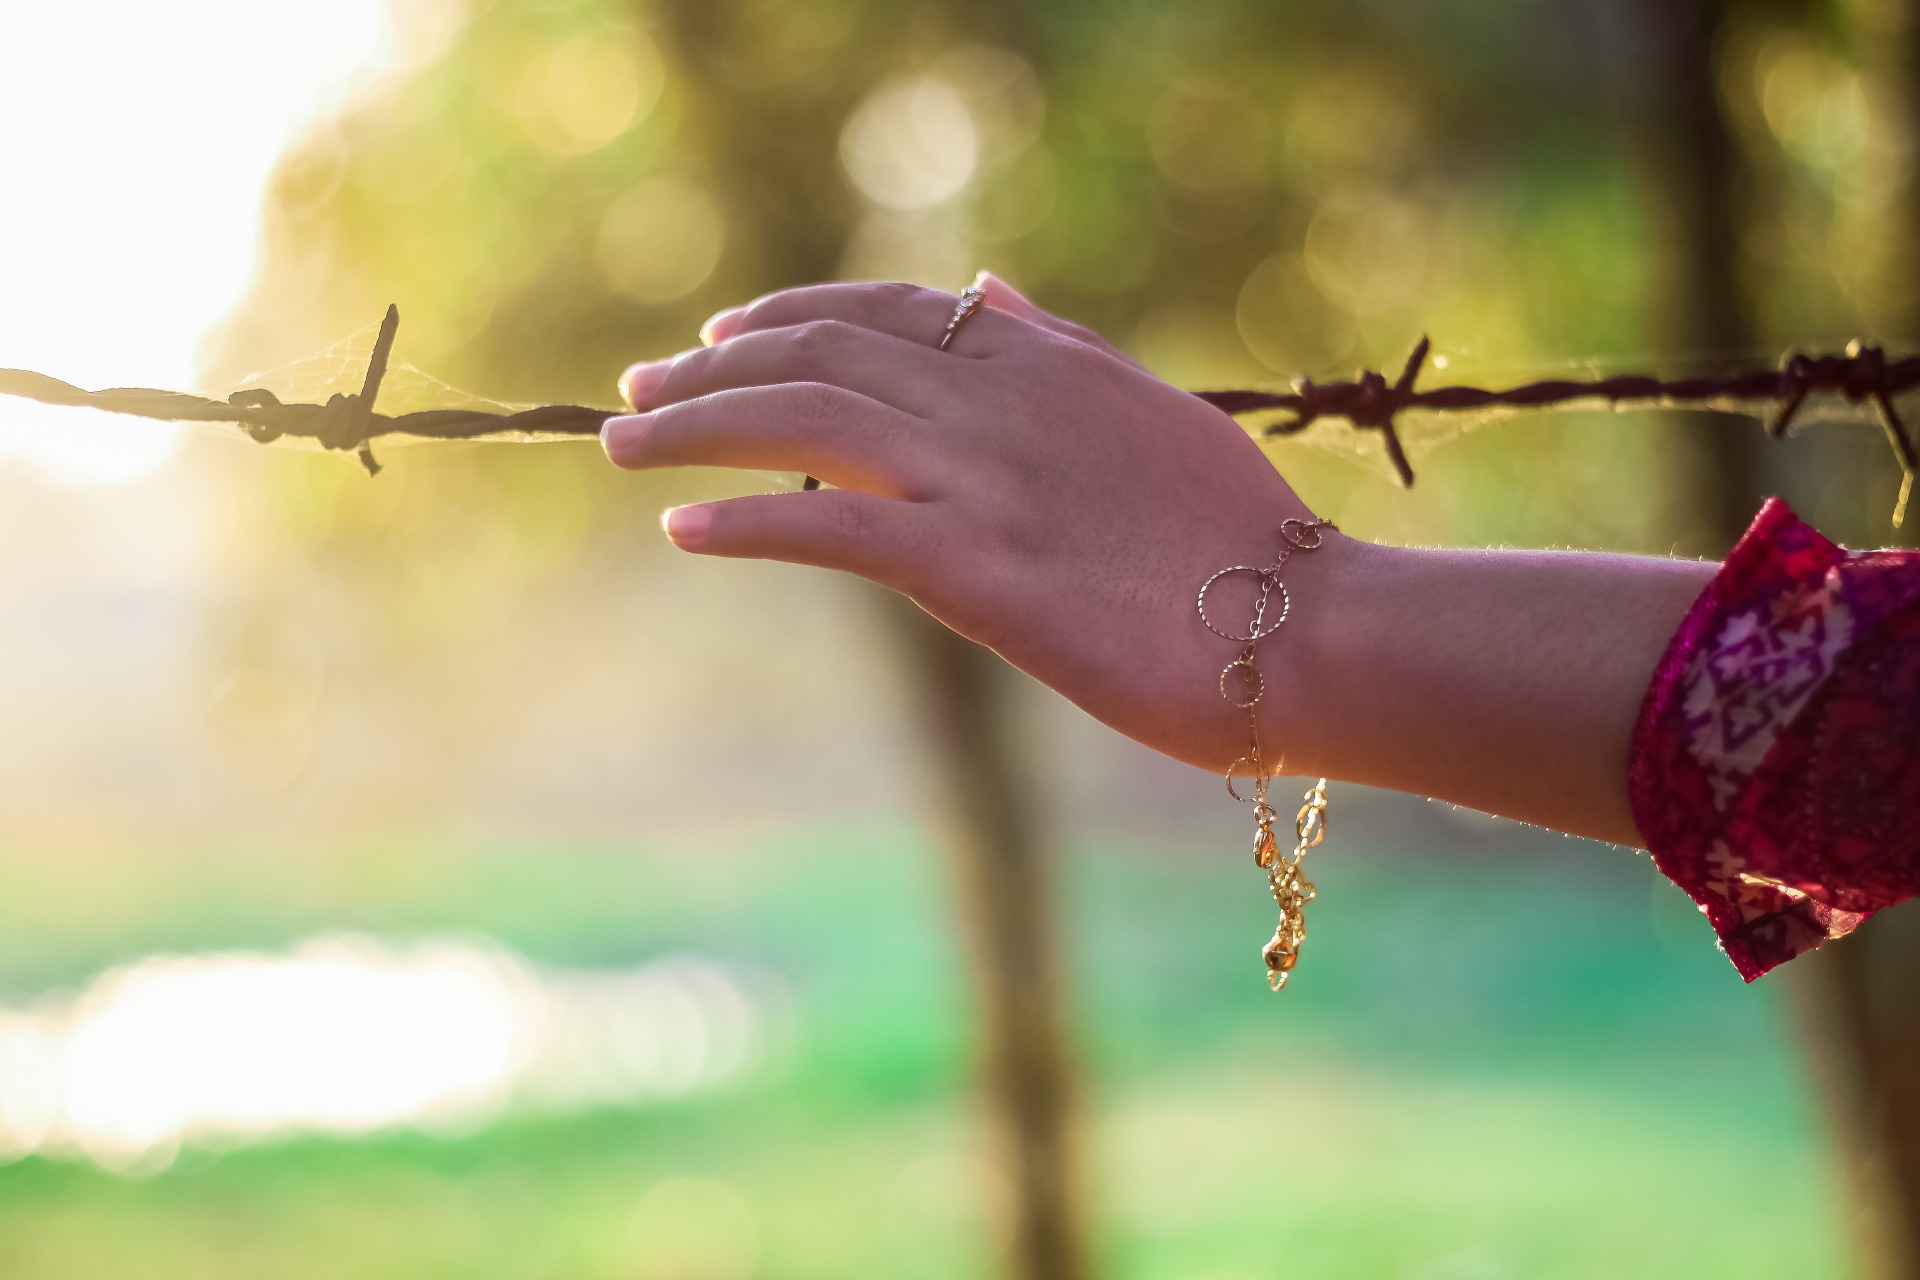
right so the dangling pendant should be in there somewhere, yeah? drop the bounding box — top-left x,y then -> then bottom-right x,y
1262,929 -> 1299,989
1257,779 -> 1329,991
1262,862 -> 1315,989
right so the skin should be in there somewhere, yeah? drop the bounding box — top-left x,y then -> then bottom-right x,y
602,276 -> 1717,846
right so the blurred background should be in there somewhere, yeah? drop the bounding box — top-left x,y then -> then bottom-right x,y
1,0 -> 1918,1276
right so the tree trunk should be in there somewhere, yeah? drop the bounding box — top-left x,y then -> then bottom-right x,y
1624,0 -> 1764,556
892,599 -> 1087,1280
1787,907 -> 1920,1278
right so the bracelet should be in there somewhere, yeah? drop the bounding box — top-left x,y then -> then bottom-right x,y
1197,516 -> 1336,990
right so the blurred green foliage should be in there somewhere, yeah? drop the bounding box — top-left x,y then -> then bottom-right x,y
0,825 -> 1846,1279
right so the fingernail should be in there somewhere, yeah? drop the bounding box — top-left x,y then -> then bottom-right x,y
662,504 -> 713,548
600,412 -> 651,465
620,359 -> 673,408
976,270 -> 1029,307
700,306 -> 744,346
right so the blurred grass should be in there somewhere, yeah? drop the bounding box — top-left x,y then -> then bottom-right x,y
0,819 -> 1847,1279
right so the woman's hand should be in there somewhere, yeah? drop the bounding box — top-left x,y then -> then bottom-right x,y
601,274 -> 1338,774
605,274 -> 1724,845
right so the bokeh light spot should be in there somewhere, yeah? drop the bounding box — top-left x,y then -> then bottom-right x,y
933,44 -> 1046,166
515,31 -> 661,156
1236,252 -> 1359,375
596,176 -> 727,304
1303,191 -> 1429,315
840,76 -> 980,210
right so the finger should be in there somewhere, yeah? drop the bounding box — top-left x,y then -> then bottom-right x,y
622,320 -> 955,416
697,280 -> 1018,355
602,383 -> 928,498
972,271 -> 1150,373
661,489 -> 932,589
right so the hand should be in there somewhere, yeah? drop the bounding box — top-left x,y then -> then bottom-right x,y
602,274 -> 1343,773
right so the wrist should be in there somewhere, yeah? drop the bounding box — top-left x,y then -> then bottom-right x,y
1256,528 -> 1392,781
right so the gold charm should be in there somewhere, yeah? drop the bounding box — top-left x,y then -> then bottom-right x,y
1259,779 -> 1326,990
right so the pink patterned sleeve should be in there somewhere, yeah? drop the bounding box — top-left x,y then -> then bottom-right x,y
1628,498 -> 1920,980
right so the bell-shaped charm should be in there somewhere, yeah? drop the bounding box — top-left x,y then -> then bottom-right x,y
1263,934 -> 1298,990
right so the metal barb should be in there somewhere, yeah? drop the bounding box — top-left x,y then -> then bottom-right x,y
1198,337 -> 1920,526
0,303 -> 622,472
344,304 -> 401,474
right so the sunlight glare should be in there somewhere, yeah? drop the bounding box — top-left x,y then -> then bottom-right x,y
0,936 -> 762,1174
0,0 -> 395,486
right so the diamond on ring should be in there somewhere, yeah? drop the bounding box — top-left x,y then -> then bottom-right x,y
938,285 -> 988,352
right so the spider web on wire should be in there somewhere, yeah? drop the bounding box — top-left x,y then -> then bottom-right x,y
203,317 -> 603,449
0,306 -> 621,475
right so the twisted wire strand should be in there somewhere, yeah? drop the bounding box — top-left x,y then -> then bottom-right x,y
0,306 -> 614,476
1196,335 -> 1920,523
1,308 -> 1914,521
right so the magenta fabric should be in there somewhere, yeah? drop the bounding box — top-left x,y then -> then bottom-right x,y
1628,498 -> 1920,980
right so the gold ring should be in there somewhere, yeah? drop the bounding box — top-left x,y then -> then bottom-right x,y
937,285 -> 987,352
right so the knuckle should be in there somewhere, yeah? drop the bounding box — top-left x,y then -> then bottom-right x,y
736,286 -> 790,325
655,347 -> 707,395
864,406 -> 911,456
641,401 -> 683,449
787,381 -> 844,437
637,401 -> 702,462
1005,329 -> 1085,378
867,280 -> 927,310
1057,334 -> 1115,376
831,495 -> 876,542
1062,320 -> 1111,351
790,318 -> 850,354
729,301 -> 770,336
716,495 -> 771,541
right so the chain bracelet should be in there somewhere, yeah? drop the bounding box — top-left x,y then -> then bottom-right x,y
1197,516 -> 1336,991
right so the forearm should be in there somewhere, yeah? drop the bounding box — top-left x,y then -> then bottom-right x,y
1279,536 -> 1717,845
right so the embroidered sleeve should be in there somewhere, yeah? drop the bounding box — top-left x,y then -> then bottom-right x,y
1628,498 -> 1920,980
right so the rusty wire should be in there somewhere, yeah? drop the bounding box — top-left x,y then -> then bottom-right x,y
1196,335 -> 1920,523
1,309 -> 1915,520
0,306 -> 615,476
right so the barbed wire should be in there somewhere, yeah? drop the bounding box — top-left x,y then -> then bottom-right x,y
0,307 -> 613,476
2,309 -> 1914,523
1196,335 -> 1920,524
